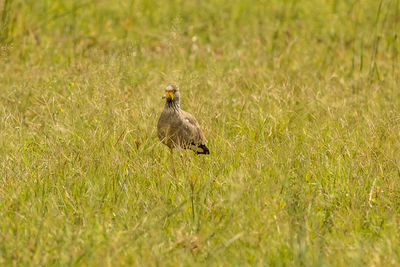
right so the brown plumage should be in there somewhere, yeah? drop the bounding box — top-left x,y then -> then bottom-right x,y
157,85 -> 209,155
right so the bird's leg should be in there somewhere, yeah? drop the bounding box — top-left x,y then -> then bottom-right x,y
170,148 -> 177,176
179,149 -> 189,169
184,149 -> 189,163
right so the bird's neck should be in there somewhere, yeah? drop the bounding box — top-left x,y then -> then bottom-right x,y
166,100 -> 180,111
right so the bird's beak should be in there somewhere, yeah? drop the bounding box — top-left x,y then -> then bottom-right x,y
163,91 -> 174,100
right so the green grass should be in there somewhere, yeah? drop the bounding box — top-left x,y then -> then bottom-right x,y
1,0 -> 400,265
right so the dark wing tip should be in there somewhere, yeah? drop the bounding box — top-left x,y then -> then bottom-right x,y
196,144 -> 210,155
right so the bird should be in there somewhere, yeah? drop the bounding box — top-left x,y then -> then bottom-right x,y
157,85 -> 209,173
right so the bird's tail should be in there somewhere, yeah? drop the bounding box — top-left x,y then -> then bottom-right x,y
196,144 -> 210,155
187,143 -> 210,155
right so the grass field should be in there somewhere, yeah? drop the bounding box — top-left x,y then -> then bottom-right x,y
1,0 -> 400,265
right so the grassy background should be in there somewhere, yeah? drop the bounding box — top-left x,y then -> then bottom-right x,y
1,0 -> 400,265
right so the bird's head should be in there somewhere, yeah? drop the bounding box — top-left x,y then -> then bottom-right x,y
162,84 -> 180,103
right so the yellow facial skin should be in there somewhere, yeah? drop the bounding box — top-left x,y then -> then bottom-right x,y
165,91 -> 174,100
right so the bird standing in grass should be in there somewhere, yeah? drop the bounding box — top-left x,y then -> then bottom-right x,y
157,85 -> 209,174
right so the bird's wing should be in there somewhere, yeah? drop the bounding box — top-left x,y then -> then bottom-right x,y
177,110 -> 206,145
